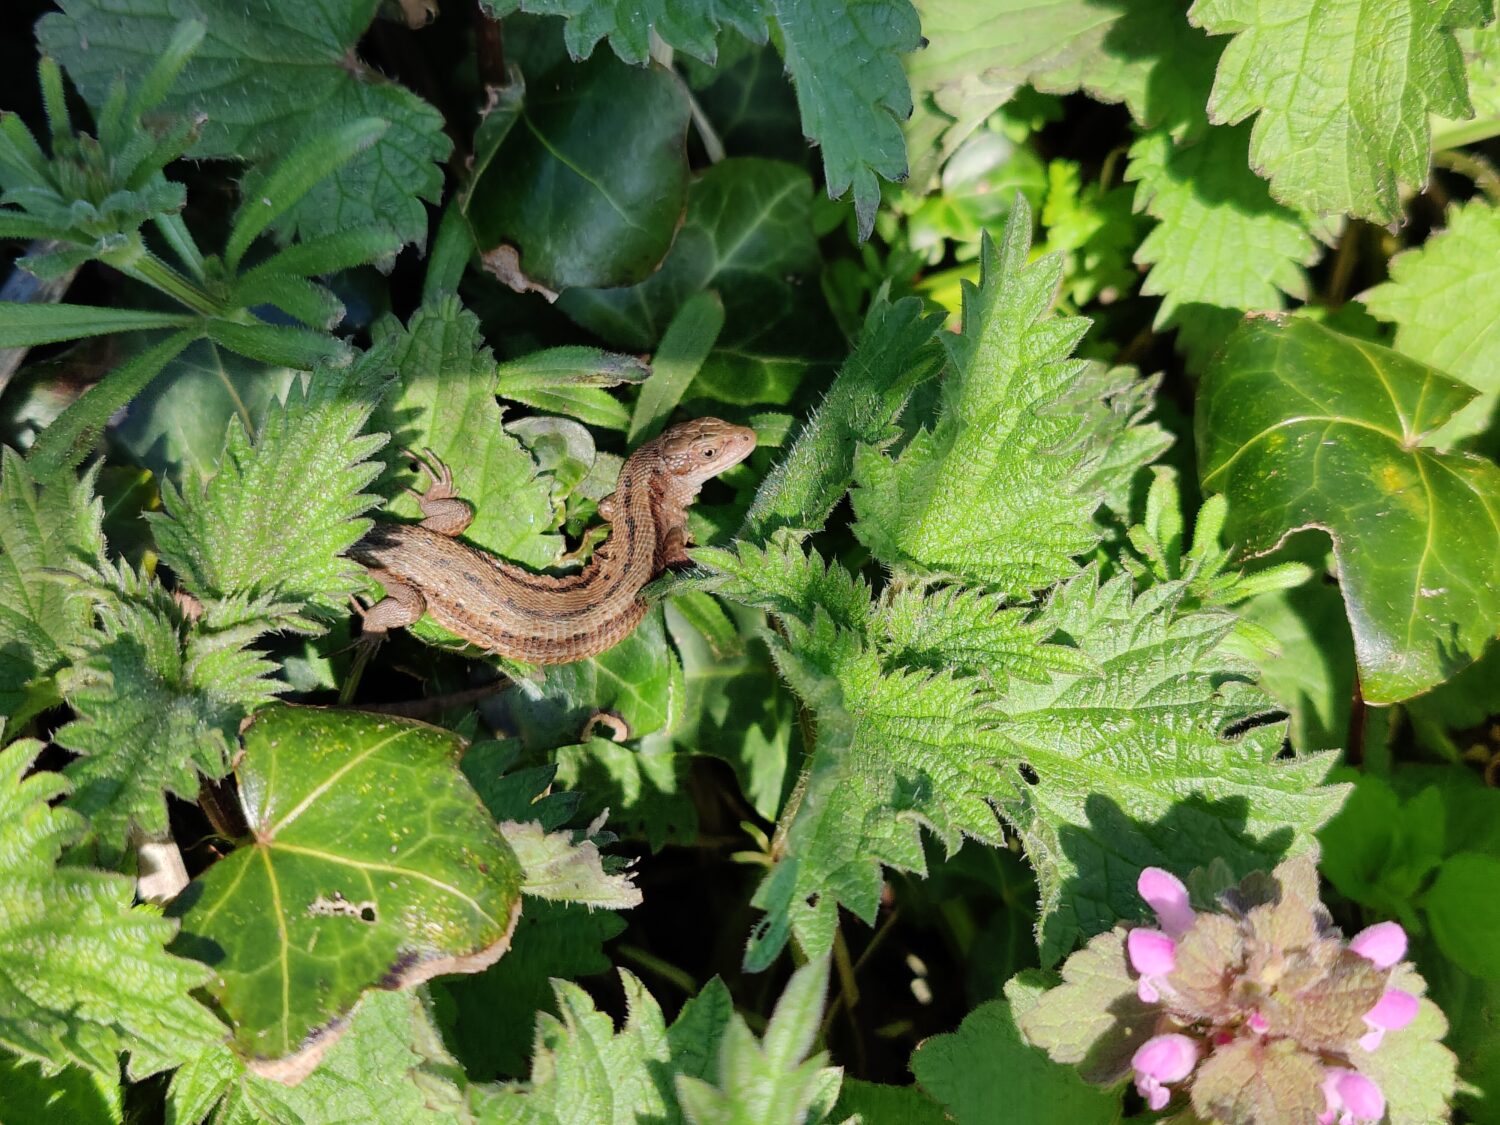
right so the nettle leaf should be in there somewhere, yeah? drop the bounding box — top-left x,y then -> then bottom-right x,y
1190,0 -> 1491,221
910,996 -> 1120,1124
39,0 -> 450,246
774,0 -> 919,241
1197,314 -> 1500,703
990,567 -> 1342,962
0,449 -> 104,726
720,538 -> 1340,967
674,957 -> 841,1124
436,899 -> 624,1081
0,1054 -> 123,1124
742,295 -> 944,538
851,199 -> 1103,595
0,738 -> 222,1077
499,818 -> 643,910
1436,20 -> 1500,144
558,157 -> 834,358
169,705 -> 523,1081
488,0 -> 918,239
373,298 -> 562,570
480,971 -> 725,1122
1127,125 -> 1323,368
483,0 -> 760,64
149,356 -> 388,632
906,0 -> 1222,174
169,989 -> 468,1125
1363,198 -> 1500,442
466,41 -> 691,294
55,565 -> 280,848
482,959 -> 843,1124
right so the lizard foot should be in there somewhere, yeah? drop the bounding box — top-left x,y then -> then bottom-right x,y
399,447 -> 473,537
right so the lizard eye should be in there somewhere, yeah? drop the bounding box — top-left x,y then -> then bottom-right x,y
701,448 -> 717,459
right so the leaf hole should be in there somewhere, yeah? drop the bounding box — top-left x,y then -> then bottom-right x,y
1222,709 -> 1287,740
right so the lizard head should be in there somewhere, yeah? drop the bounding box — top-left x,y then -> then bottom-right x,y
653,417 -> 757,487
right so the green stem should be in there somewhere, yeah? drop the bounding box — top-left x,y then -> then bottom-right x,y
120,250 -> 223,317
103,236 -> 222,317
1431,116 -> 1500,153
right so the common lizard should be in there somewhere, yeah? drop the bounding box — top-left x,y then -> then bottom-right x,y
350,417 -> 756,665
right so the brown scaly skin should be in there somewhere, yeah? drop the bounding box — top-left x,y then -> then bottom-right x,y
351,418 -> 756,665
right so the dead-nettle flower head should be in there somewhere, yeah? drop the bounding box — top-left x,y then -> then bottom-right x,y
1017,853 -> 1455,1125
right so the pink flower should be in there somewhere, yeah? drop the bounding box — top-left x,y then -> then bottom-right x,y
1359,988 -> 1419,1051
1349,921 -> 1407,969
1138,867 -> 1196,938
1127,928 -> 1177,1003
1131,1033 -> 1199,1111
1247,1010 -> 1269,1034
1318,1068 -> 1386,1124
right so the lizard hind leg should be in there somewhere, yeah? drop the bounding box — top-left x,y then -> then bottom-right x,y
355,569 -> 428,636
402,447 -> 474,537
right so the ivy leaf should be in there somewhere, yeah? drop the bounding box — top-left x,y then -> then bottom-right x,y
54,564 -> 281,849
653,599 -> 797,821
1127,125 -> 1323,368
1190,0 -> 1491,221
552,737 -> 697,851
1362,198 -> 1500,443
465,42 -> 691,294
168,989 -> 470,1125
0,449 -> 104,727
149,355 -> 388,632
498,608 -> 679,749
169,706 -> 523,1081
112,340 -> 300,482
0,738 -> 222,1078
39,0 -> 450,247
1197,314 -> 1500,703
851,198 -> 1104,595
910,996 -> 1121,1124
488,0 -> 918,240
373,298 -> 562,570
558,158 -> 834,358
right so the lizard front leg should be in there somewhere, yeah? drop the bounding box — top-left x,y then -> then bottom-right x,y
659,524 -> 693,567
404,448 -> 473,537
357,569 -> 427,636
